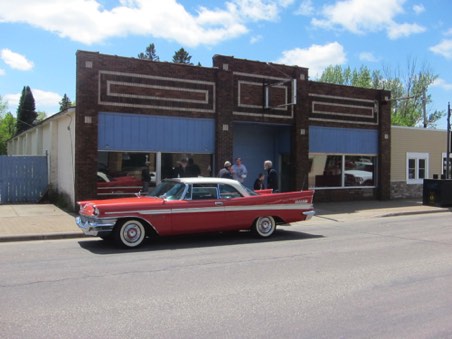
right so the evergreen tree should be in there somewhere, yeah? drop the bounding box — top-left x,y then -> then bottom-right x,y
15,86 -> 37,135
138,43 -> 160,61
59,93 -> 72,111
172,48 -> 193,65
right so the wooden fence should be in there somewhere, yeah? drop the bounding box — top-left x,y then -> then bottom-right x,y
0,156 -> 48,204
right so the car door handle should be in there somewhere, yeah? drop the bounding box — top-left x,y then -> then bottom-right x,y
215,201 -> 224,206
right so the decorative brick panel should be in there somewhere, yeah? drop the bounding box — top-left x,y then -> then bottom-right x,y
99,71 -> 215,113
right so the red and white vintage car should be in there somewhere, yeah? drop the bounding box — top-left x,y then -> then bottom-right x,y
77,177 -> 315,248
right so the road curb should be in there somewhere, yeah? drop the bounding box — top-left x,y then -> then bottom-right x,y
380,209 -> 450,218
0,232 -> 85,243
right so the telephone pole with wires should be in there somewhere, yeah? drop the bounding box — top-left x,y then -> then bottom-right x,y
446,102 -> 451,179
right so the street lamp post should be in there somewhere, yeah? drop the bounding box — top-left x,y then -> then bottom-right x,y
447,102 -> 451,179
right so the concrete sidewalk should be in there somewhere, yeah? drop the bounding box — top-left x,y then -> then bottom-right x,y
0,199 -> 450,242
0,204 -> 83,242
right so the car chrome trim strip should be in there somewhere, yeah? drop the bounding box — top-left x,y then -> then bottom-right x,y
103,203 -> 313,216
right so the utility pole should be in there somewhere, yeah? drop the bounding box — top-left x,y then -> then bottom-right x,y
422,88 -> 427,128
447,102 -> 451,179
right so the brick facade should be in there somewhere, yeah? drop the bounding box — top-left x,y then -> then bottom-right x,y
75,51 -> 391,203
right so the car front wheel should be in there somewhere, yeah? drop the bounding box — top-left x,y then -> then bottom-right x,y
253,216 -> 276,238
114,219 -> 146,248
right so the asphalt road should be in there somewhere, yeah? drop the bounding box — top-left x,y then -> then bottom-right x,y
1,212 -> 451,338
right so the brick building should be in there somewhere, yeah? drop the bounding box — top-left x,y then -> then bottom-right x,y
75,50 -> 391,203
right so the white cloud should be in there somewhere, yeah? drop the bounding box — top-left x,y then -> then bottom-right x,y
359,52 -> 379,62
296,0 -> 314,16
227,0 -> 293,22
250,35 -> 263,44
32,89 -> 62,111
276,42 -> 346,78
0,0 -> 293,47
432,78 -> 452,91
412,4 -> 425,15
0,68 -> 5,76
430,39 -> 452,59
0,49 -> 34,71
311,0 -> 425,39
5,89 -> 62,115
387,22 -> 426,39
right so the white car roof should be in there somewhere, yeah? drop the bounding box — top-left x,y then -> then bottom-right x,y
164,177 -> 251,195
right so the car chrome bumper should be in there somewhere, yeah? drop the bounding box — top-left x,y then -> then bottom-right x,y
303,210 -> 315,220
76,216 -> 117,236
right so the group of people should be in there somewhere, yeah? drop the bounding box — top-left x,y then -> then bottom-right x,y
142,156 -> 279,193
172,158 -> 201,178
218,157 -> 278,192
141,157 -> 202,193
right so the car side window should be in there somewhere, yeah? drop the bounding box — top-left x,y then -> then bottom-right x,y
219,184 -> 242,199
191,184 -> 219,200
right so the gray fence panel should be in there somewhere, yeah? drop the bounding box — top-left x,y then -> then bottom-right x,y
0,156 -> 48,204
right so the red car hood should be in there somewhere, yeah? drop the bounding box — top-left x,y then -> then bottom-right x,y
78,196 -> 163,216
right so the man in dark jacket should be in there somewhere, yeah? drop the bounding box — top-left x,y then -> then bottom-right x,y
218,161 -> 233,179
264,160 -> 278,192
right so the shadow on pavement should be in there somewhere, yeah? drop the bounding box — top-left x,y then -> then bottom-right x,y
78,229 -> 324,255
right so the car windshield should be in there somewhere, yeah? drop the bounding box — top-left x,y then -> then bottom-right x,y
243,184 -> 258,196
149,180 -> 186,200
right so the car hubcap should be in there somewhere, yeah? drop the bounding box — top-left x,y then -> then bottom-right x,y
123,223 -> 142,243
258,217 -> 273,234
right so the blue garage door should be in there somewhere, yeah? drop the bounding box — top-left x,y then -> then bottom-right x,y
233,123 -> 290,188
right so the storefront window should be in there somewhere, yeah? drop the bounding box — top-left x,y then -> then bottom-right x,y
442,153 -> 452,177
98,152 -> 213,182
161,153 -> 213,179
309,154 -> 376,188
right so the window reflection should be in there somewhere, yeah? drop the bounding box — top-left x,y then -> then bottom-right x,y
309,154 -> 376,188
96,151 -> 213,198
344,156 -> 374,186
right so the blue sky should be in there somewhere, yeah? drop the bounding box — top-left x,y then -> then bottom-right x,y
1,0 -> 452,129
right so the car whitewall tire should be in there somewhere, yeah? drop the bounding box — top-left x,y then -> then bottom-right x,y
253,216 -> 276,238
114,219 -> 146,248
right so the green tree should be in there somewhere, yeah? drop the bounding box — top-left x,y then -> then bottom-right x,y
318,61 -> 444,128
36,111 -> 47,122
172,48 -> 193,65
59,93 -> 72,111
15,86 -> 37,135
138,43 -> 160,61
0,95 -> 16,154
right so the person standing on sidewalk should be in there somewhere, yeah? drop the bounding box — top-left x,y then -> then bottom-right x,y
232,157 -> 248,184
218,161 -> 233,179
264,160 -> 278,192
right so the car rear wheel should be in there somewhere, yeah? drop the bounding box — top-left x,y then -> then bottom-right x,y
253,216 -> 276,238
114,219 -> 146,248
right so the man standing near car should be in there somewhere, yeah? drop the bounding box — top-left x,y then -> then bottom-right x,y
218,161 -> 233,179
264,160 -> 278,192
232,157 -> 247,184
